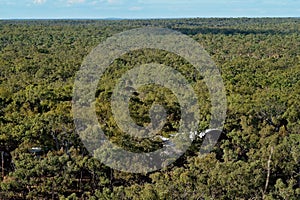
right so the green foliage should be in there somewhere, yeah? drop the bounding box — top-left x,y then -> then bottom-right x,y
0,18 -> 299,199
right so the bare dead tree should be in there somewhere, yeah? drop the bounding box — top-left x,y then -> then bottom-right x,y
263,146 -> 274,199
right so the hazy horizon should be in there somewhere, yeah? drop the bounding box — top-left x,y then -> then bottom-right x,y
1,0 -> 299,19
1,17 -> 300,21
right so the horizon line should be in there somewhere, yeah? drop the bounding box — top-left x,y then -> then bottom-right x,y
1,16 -> 300,20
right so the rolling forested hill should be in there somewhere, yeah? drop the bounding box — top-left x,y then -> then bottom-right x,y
0,18 -> 299,199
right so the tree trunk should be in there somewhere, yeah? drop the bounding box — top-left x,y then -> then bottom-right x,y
263,146 -> 274,198
1,151 -> 4,179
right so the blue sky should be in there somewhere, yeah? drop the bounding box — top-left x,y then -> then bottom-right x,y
0,0 -> 299,19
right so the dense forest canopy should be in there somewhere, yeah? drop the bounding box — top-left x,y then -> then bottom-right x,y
0,18 -> 299,199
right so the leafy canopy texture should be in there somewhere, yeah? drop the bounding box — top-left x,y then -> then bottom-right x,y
0,18 -> 299,199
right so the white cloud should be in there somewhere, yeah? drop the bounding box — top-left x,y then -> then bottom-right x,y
67,0 -> 85,4
33,0 -> 46,4
129,6 -> 142,11
107,0 -> 122,4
